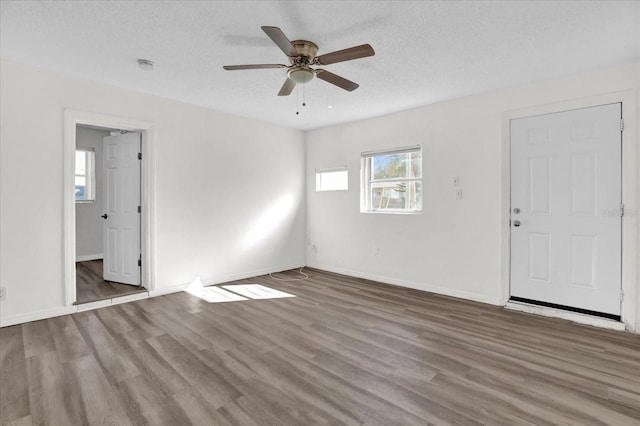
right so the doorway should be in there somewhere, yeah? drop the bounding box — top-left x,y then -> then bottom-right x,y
64,109 -> 156,308
75,125 -> 144,304
509,103 -> 622,318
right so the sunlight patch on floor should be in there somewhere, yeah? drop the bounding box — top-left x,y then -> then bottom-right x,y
222,284 -> 296,300
185,277 -> 295,303
187,285 -> 249,303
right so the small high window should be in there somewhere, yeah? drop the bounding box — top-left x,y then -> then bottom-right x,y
316,166 -> 348,191
361,146 -> 422,213
75,148 -> 95,202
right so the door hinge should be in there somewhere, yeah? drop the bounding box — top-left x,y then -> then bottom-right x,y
620,289 -> 624,302
620,119 -> 624,132
138,152 -> 142,160
620,203 -> 624,217
137,205 -> 141,213
138,257 -> 142,267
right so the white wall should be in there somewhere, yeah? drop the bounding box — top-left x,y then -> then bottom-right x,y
0,60 -> 305,323
306,63 -> 640,330
75,126 -> 109,260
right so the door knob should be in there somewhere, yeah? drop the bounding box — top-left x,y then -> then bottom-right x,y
513,220 -> 521,227
101,214 -> 108,219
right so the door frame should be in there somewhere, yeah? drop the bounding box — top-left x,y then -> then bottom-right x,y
63,109 -> 156,306
500,90 -> 638,332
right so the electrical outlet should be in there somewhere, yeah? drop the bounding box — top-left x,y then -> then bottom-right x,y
0,287 -> 6,301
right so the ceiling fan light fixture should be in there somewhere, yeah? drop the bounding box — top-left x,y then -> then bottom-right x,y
288,68 -> 315,84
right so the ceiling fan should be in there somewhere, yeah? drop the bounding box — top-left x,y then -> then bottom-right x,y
223,26 -> 375,96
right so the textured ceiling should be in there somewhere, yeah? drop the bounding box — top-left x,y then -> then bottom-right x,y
1,1 -> 638,130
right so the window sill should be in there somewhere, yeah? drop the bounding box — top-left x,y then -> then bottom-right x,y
75,200 -> 95,204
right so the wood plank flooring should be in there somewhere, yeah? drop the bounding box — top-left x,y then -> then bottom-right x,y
2,268 -> 639,425
76,260 -> 146,304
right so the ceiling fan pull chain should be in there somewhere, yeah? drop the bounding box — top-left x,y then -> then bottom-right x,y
296,84 -> 300,115
303,83 -> 306,107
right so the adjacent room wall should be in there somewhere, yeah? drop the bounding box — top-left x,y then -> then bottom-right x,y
75,126 -> 109,261
306,63 -> 640,329
0,59 -> 306,323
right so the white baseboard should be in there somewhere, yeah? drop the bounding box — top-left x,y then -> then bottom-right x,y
213,263 -> 305,284
76,254 -> 103,262
505,301 -> 626,331
309,263 -> 502,306
0,306 -> 77,327
148,283 -> 191,297
148,263 -> 305,298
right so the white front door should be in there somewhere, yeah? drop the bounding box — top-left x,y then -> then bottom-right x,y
102,132 -> 141,286
510,103 -> 622,316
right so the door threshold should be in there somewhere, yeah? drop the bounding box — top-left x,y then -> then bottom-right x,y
505,300 -> 626,332
509,296 -> 620,321
74,286 -> 147,305
75,291 -> 149,312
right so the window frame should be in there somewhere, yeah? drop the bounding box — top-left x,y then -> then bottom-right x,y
75,147 -> 96,203
360,145 -> 422,214
315,166 -> 349,192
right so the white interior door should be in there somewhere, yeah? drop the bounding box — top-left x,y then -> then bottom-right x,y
102,132 -> 141,286
510,103 -> 622,316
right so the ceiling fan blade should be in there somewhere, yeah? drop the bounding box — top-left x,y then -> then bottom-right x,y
278,78 -> 296,96
315,44 -> 375,65
223,64 -> 287,70
315,70 -> 359,91
261,26 -> 298,57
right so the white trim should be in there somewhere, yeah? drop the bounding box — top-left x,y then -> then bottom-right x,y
501,90 -> 638,333
148,263 -> 306,297
316,165 -> 348,174
0,306 -> 77,328
64,109 -> 156,309
76,254 -> 103,262
361,144 -> 421,157
505,302 -> 626,332
310,264 -> 502,306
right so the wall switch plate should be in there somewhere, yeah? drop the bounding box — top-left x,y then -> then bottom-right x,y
453,176 -> 460,186
455,189 -> 463,199
0,287 -> 6,301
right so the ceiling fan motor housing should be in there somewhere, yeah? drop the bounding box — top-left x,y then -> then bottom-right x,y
290,40 -> 318,60
287,40 -> 318,83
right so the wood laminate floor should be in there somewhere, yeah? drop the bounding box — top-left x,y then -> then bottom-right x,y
1,268 -> 639,425
76,260 -> 146,305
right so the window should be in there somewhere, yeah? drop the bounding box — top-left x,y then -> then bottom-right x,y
75,148 -> 95,202
316,166 -> 348,191
361,146 -> 422,213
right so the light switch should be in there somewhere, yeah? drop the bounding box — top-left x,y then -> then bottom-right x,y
453,176 -> 460,186
455,189 -> 463,199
